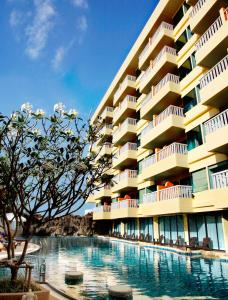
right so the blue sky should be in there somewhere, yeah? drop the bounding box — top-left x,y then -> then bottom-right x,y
0,0 -> 158,214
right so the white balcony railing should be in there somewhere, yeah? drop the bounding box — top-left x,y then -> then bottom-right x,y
93,205 -> 111,213
113,118 -> 137,136
142,192 -> 157,204
111,199 -> 139,210
118,142 -> 137,156
140,46 -> 177,83
139,22 -> 174,65
141,105 -> 184,137
142,185 -> 192,203
212,170 -> 228,189
141,91 -> 153,108
196,16 -> 223,51
113,95 -> 137,117
113,169 -> 137,185
189,0 -> 207,18
200,55 -> 228,89
204,109 -> 228,136
142,143 -> 187,169
114,75 -> 136,102
159,185 -> 192,201
154,73 -> 179,95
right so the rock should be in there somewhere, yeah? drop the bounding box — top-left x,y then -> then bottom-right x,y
65,271 -> 83,285
35,213 -> 95,237
108,285 -> 133,298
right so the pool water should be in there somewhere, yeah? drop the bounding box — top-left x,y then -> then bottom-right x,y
31,237 -> 228,299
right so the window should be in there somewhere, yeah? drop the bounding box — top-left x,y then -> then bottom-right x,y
188,213 -> 225,250
137,134 -> 141,148
159,215 -> 184,244
183,85 -> 200,113
140,218 -> 154,239
186,125 -> 203,151
172,3 -> 190,27
139,188 -> 146,203
138,159 -> 143,175
178,52 -> 196,81
175,26 -> 193,52
191,168 -> 208,193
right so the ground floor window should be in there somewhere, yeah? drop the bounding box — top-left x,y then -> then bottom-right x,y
159,215 -> 184,244
113,221 -> 121,233
188,213 -> 225,250
126,219 -> 137,236
140,218 -> 153,239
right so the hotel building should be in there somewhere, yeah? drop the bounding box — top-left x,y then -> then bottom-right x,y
88,0 -> 228,252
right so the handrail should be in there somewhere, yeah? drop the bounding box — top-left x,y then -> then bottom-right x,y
113,169 -> 137,184
119,142 -> 137,155
212,170 -> 228,189
204,109 -> 228,136
200,55 -> 228,89
141,91 -> 152,107
141,121 -> 154,137
93,205 -> 111,213
190,0 -> 206,18
139,22 -> 173,63
142,192 -> 157,203
154,73 -> 179,95
113,95 -> 137,115
119,199 -> 138,209
196,16 -> 222,51
140,46 -> 177,82
142,143 -> 187,169
158,185 -> 192,201
114,75 -> 136,101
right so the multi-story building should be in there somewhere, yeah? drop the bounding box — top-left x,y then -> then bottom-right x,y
88,0 -> 228,252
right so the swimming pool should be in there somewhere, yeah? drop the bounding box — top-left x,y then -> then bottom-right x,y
31,237 -> 228,299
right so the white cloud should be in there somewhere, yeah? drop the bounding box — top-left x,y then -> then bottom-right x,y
72,0 -> 88,9
77,15 -> 87,32
9,10 -> 22,27
25,0 -> 56,60
52,47 -> 66,70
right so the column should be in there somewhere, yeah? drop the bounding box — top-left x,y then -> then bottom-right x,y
153,216 -> 159,241
183,214 -> 189,244
222,214 -> 228,253
136,218 -> 140,237
120,221 -> 125,236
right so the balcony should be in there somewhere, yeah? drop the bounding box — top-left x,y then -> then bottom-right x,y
112,170 -> 138,193
139,46 -> 177,94
112,118 -> 137,146
87,185 -> 112,202
93,205 -> 111,220
140,74 -> 180,120
139,186 -> 193,216
113,75 -> 136,106
110,199 -> 139,219
139,22 -> 174,70
141,143 -> 188,181
195,8 -> 228,67
113,143 -> 137,169
100,106 -> 113,121
97,124 -> 113,146
204,109 -> 228,153
141,105 -> 185,149
113,95 -> 137,126
95,143 -> 112,161
189,0 -> 227,34
200,55 -> 228,107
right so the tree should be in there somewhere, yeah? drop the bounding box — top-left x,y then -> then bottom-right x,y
0,102 -> 112,284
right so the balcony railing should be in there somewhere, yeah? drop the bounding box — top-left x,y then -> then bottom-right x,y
200,55 -> 228,89
190,0 -> 207,18
142,192 -> 157,203
141,105 -> 184,137
93,205 -> 111,213
212,170 -> 228,189
113,118 -> 137,136
142,143 -> 188,169
141,91 -> 153,108
159,185 -> 192,201
140,46 -> 177,83
143,185 -> 192,203
113,95 -> 137,117
204,109 -> 228,136
139,22 -> 174,65
113,169 -> 137,184
118,142 -> 137,156
111,199 -> 139,210
154,73 -> 179,95
114,75 -> 136,102
196,16 -> 223,51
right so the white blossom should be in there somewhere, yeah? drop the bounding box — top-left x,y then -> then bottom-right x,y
68,109 -> 78,118
11,112 -> 19,121
21,102 -> 33,114
65,128 -> 74,136
32,128 -> 41,136
35,109 -> 45,117
54,102 -> 65,114
8,126 -> 18,139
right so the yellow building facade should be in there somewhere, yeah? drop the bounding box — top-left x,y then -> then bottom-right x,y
88,0 -> 228,252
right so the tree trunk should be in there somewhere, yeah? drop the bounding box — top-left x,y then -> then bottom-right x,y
10,266 -> 19,284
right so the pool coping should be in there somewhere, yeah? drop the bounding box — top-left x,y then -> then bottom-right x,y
97,235 -> 228,261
